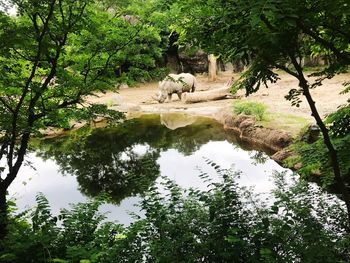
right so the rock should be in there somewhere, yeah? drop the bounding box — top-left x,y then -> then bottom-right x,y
294,162 -> 303,170
94,116 -> 105,123
119,84 -> 129,89
221,113 -> 293,153
272,149 -> 295,163
301,124 -> 320,143
238,118 -> 255,137
178,50 -> 208,73
307,124 -> 320,143
274,132 -> 293,148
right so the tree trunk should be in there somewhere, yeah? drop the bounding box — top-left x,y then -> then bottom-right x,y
301,79 -> 350,229
0,132 -> 31,240
290,55 -> 350,230
0,185 -> 8,242
208,54 -> 217,81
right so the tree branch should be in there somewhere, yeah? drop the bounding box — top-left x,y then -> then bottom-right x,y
297,20 -> 350,64
275,63 -> 299,78
7,0 -> 57,169
0,97 -> 14,114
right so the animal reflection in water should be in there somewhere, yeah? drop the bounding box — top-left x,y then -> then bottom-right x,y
160,113 -> 197,130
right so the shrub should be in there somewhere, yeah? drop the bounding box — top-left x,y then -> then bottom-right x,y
285,133 -> 350,188
2,166 -> 350,262
233,100 -> 267,121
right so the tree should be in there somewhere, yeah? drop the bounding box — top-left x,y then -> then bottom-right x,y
176,0 -> 350,228
208,54 -> 217,81
0,0 -> 90,239
0,0 -> 164,239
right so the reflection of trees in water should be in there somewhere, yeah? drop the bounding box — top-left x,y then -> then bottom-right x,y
35,128 -> 161,204
34,114 -> 244,203
70,147 -> 160,205
249,151 -> 269,165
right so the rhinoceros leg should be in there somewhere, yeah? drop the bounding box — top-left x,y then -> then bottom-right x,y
177,92 -> 182,101
167,94 -> 172,102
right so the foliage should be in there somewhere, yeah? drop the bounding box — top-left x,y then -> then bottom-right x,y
0,0 -> 166,153
178,0 -> 350,76
0,0 -> 103,236
1,167 -> 350,262
0,0 -> 170,236
175,0 -> 350,129
285,134 -> 350,188
325,103 -> 350,137
175,0 -> 350,225
1,193 -> 110,262
233,100 -> 267,121
263,172 -> 350,262
326,82 -> 350,137
67,3 -> 164,86
174,0 -> 350,134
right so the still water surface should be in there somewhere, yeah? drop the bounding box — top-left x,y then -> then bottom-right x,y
9,113 -> 288,225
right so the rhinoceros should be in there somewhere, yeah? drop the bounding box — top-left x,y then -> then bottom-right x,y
154,73 -> 197,103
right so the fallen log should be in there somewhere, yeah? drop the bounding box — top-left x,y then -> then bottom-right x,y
182,77 -> 239,103
181,87 -> 231,103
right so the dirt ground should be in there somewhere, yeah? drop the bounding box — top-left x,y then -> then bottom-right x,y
88,71 -> 349,126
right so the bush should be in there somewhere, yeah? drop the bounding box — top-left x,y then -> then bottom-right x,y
233,100 -> 267,121
285,133 -> 350,188
1,166 -> 350,262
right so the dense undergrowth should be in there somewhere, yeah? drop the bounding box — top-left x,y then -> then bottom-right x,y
285,133 -> 350,189
1,165 -> 349,263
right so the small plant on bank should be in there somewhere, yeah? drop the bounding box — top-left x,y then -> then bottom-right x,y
233,100 -> 267,121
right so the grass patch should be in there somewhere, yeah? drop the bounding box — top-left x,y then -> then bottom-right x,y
258,112 -> 310,137
233,100 -> 267,121
233,100 -> 309,137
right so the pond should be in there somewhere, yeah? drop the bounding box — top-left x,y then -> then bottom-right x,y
8,113 -> 288,225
